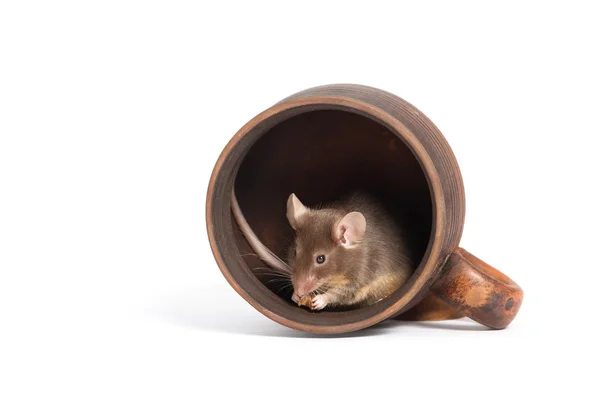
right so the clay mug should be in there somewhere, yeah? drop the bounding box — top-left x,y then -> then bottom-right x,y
206,84 -> 523,334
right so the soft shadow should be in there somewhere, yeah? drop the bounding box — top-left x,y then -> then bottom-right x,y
148,284 -> 489,337
375,319 -> 491,332
147,284 -> 388,338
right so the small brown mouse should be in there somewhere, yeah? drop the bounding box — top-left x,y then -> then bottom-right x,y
285,192 -> 414,310
231,189 -> 414,310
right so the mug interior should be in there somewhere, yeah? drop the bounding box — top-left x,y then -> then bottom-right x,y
209,103 -> 440,330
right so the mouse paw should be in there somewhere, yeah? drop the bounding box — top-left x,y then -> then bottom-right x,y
312,294 -> 328,310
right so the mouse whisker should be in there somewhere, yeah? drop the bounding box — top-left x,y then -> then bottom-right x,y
264,278 -> 292,284
276,283 -> 294,293
251,268 -> 291,277
253,269 -> 290,276
252,269 -> 291,279
255,274 -> 291,281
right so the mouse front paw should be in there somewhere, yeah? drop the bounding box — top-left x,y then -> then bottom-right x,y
312,294 -> 329,310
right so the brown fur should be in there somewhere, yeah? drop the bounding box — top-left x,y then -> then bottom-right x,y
288,192 -> 415,308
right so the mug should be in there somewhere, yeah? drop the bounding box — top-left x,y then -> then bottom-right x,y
206,84 -> 523,334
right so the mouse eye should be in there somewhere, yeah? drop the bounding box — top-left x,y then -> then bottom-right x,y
316,255 -> 325,264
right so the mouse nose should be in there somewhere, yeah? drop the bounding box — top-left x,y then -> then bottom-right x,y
294,276 -> 315,297
294,284 -> 307,297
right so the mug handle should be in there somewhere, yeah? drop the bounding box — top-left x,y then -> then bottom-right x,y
430,248 -> 524,329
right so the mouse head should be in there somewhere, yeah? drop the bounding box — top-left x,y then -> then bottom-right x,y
286,193 -> 366,298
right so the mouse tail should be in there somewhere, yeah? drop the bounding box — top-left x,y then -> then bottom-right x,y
231,188 -> 292,274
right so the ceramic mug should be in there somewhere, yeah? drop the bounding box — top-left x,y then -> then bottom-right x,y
206,84 -> 523,334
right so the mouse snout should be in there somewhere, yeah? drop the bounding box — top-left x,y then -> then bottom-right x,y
293,275 -> 316,297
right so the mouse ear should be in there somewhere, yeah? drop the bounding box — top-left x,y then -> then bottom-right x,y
287,193 -> 308,230
335,212 -> 366,247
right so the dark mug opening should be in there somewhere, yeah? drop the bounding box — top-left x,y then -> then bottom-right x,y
208,100 -> 446,332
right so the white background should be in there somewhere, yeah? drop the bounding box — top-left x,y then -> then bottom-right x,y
1,1 -> 598,399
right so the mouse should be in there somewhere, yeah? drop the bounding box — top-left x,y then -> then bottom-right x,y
285,191 -> 414,310
231,189 -> 415,311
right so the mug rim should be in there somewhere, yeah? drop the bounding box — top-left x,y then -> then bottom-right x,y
206,95 -> 448,334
